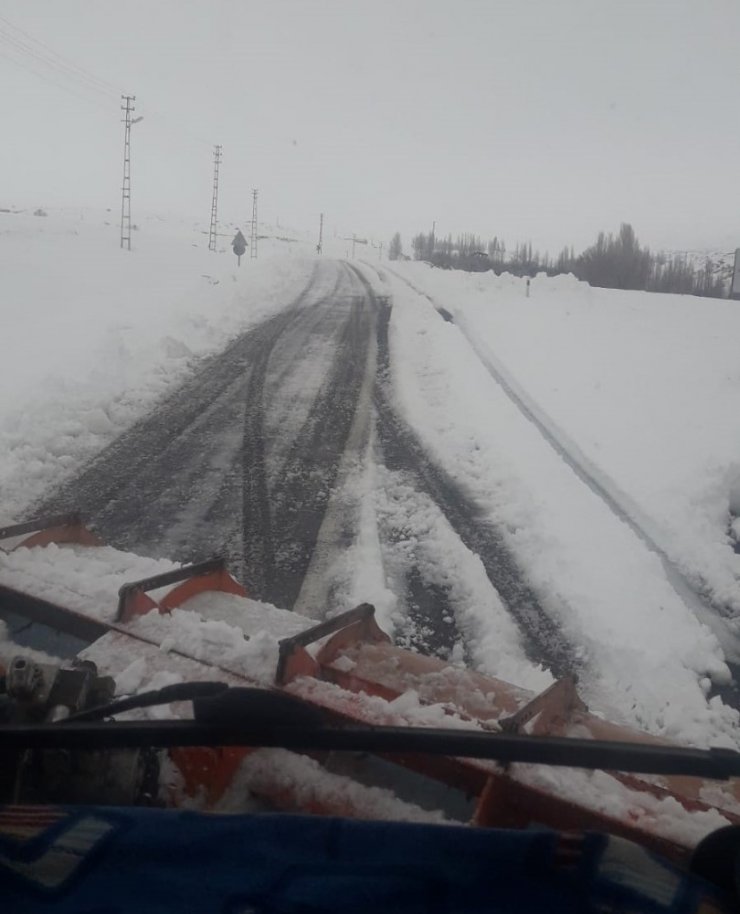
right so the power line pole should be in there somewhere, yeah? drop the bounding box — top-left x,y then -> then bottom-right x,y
208,145 -> 222,252
250,189 -> 258,259
352,233 -> 356,258
316,212 -> 324,254
120,94 -> 135,250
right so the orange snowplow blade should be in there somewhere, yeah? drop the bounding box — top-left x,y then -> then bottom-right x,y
2,513 -> 740,863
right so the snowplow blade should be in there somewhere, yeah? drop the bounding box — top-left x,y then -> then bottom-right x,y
2,513 -> 740,863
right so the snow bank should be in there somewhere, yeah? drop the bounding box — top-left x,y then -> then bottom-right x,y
0,207 -> 316,521
382,264 -> 740,748
395,263 -> 740,617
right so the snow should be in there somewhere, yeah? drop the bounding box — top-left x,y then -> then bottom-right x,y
79,628 -> 248,696
0,207 -> 319,521
214,748 -> 451,824
370,262 -> 740,750
126,608 -> 286,684
322,451 -> 400,632
389,264 -> 740,618
373,466 -> 553,693
0,542 -> 177,621
3,209 -> 740,844
515,763 -> 734,848
180,591 -> 308,640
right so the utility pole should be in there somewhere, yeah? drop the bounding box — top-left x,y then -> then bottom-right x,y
352,233 -> 356,258
430,220 -> 436,260
378,241 -> 383,261
208,145 -> 222,252
120,95 -> 135,250
250,189 -> 258,259
316,212 -> 324,254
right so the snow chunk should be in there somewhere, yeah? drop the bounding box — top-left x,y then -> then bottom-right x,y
116,657 -> 148,694
216,748 -> 450,824
125,607 -> 284,685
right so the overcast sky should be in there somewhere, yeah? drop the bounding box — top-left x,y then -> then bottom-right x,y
1,0 -> 739,255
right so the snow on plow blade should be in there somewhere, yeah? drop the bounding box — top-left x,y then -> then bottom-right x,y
1,514 -> 740,862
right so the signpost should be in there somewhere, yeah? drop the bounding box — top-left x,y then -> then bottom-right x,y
232,230 -> 247,266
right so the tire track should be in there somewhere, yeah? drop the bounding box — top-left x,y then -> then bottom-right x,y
249,265 -> 376,609
37,257 -> 572,680
38,260 -> 374,616
349,264 -> 577,679
35,266 -> 325,560
387,267 -> 740,702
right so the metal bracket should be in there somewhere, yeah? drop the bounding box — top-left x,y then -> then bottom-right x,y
276,603 -> 385,685
499,676 -> 586,735
116,557 -> 245,623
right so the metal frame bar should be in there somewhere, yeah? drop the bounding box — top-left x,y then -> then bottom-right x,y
116,557 -> 228,621
276,604 -> 376,684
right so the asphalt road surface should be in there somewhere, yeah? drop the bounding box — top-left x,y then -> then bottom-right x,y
40,260 -> 576,676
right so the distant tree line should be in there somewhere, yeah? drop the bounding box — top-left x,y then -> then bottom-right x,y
389,223 -> 727,298
389,232 -> 403,261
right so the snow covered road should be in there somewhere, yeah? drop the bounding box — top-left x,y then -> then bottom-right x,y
35,258 -> 554,697
2,209 -> 739,751
38,261 -> 360,592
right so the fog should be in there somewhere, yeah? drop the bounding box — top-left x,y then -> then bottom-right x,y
2,0 -> 739,254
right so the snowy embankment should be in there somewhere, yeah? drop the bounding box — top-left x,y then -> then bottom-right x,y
0,207 -> 317,520
373,262 -> 740,747
395,266 -> 740,616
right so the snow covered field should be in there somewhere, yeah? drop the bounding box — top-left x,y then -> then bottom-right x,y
387,264 -> 740,617
2,209 -> 740,754
371,262 -> 740,746
0,206 -> 321,519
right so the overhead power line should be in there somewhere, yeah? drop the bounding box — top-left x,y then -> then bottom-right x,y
0,51 -> 108,113
0,24 -> 120,106
0,43 -> 118,113
136,107 -> 213,150
0,14 -> 266,247
0,14 -> 120,96
0,14 -> 226,155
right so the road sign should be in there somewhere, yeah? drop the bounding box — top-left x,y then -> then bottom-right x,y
232,230 -> 247,265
